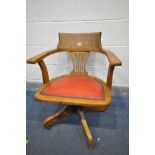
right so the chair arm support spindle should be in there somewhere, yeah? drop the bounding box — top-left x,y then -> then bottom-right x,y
38,60 -> 49,84
26,48 -> 60,84
106,65 -> 115,91
101,48 -> 122,91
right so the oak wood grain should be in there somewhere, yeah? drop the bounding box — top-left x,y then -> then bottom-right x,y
43,106 -> 71,128
101,48 -> 122,66
77,108 -> 95,147
38,60 -> 49,84
106,65 -> 115,91
27,48 -> 59,64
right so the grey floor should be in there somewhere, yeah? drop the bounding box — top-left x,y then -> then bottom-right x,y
26,90 -> 129,155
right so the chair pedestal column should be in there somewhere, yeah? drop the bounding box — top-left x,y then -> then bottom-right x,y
43,105 -> 95,148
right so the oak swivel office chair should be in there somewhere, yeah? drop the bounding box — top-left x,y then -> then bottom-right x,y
27,32 -> 122,147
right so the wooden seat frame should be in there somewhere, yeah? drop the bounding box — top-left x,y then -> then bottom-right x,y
27,32 -> 122,148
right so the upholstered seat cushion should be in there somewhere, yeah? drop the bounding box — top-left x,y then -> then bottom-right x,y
41,75 -> 105,100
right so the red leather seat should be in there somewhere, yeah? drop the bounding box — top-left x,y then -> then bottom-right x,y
41,75 -> 105,100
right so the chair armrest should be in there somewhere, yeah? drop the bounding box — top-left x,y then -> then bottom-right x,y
27,48 -> 59,64
102,48 -> 122,66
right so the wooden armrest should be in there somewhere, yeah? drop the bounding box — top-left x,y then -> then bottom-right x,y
27,48 -> 59,64
102,48 -> 122,66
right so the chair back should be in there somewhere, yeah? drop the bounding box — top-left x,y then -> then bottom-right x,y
57,32 -> 102,75
57,32 -> 102,52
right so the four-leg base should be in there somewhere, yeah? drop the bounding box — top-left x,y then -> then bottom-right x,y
43,105 -> 95,148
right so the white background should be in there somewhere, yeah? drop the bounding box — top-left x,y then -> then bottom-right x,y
0,0 -> 155,155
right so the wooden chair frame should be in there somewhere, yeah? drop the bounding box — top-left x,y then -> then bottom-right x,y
27,32 -> 122,148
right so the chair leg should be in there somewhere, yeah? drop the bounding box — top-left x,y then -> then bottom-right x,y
77,108 -> 95,148
43,105 -> 71,128
43,106 -> 95,148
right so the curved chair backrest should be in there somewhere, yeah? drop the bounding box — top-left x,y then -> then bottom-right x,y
57,32 -> 102,52
57,32 -> 102,75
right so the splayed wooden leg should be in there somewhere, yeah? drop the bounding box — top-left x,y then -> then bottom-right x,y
43,105 -> 95,148
43,105 -> 71,128
77,108 -> 95,148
